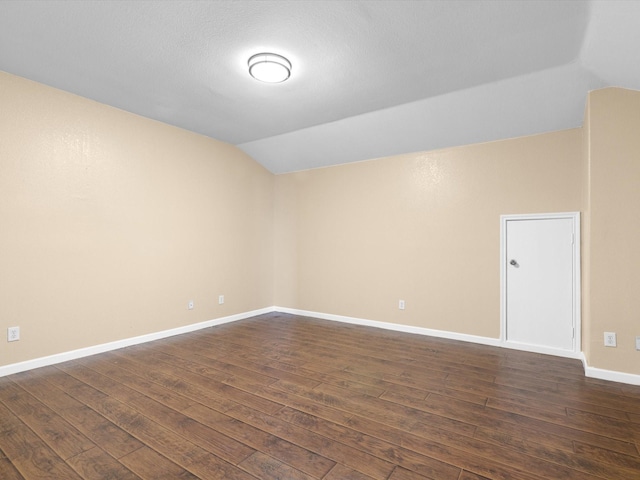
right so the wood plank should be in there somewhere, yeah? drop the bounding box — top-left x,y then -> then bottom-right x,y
78,354 -> 197,411
473,425 -> 575,454
110,348 -> 283,415
119,446 -> 199,480
275,406 -> 461,479
238,451 -> 314,480
323,463 -> 377,479
226,404 -> 396,479
280,380 -> 476,436
459,471 -> 492,480
11,370 -> 144,459
0,401 -> 83,479
0,313 -> 638,479
573,441 -> 640,474
416,390 -> 639,457
0,379 -> 95,460
0,449 -> 25,480
49,367 -> 256,480
95,350 -> 242,412
183,403 -> 336,478
66,447 -> 141,480
57,362 -> 256,465
446,373 -> 630,421
386,466 -> 434,479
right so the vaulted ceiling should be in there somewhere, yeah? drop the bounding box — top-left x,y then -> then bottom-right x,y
1,1 -> 639,173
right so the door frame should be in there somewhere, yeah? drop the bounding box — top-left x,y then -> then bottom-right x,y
500,212 -> 581,358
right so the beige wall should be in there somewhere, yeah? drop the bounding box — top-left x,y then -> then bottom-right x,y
586,87 -> 640,375
274,130 -> 583,338
0,71 -> 274,367
581,93 -> 592,361
3,69 -> 637,379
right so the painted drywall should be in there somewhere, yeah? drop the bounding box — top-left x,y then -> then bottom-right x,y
0,71 -> 274,367
586,87 -> 640,375
581,94 -> 592,363
274,130 -> 583,338
2,68 -> 636,379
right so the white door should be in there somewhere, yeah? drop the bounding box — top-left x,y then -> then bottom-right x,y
502,213 -> 579,354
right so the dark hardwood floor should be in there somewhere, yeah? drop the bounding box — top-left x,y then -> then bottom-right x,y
1,312 -> 639,479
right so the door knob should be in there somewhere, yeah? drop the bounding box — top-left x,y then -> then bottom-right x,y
510,259 -> 519,267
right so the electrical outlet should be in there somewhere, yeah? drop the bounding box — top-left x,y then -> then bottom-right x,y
187,300 -> 194,310
636,336 -> 640,351
399,299 -> 405,310
218,295 -> 224,305
7,326 -> 20,342
604,332 -> 617,347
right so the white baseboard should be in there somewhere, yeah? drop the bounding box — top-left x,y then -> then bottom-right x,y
0,306 -> 275,378
580,353 -> 640,386
275,307 -> 502,347
5,306 -> 640,387
277,307 -> 640,386
499,339 -> 583,360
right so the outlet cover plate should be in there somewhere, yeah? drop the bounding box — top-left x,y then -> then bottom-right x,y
8,326 -> 20,342
604,332 -> 617,347
636,336 -> 640,351
187,300 -> 194,310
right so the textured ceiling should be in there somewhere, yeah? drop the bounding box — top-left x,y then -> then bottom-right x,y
0,1 -> 638,173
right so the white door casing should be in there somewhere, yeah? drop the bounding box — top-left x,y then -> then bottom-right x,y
500,212 -> 581,358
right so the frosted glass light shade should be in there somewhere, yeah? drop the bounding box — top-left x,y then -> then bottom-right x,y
248,53 -> 291,83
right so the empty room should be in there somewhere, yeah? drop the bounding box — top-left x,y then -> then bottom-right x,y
1,1 -> 639,479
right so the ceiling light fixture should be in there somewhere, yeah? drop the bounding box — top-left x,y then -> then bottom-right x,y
248,53 -> 291,83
